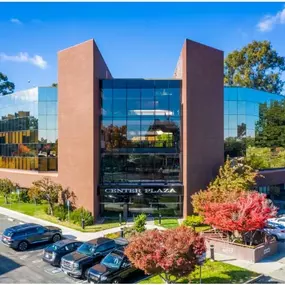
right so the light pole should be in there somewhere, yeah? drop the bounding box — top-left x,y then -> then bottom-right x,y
197,252 -> 206,284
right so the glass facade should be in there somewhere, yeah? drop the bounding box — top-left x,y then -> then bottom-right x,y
0,87 -> 58,171
100,79 -> 182,217
224,87 -> 285,169
100,79 -> 181,184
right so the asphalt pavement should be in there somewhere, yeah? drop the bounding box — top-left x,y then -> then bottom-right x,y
0,213 -> 146,284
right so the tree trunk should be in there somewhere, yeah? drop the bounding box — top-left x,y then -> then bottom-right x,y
4,195 -> 8,204
49,202 -> 54,216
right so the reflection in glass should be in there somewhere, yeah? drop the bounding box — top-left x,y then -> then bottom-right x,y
224,87 -> 285,170
100,79 -> 181,183
0,87 -> 58,171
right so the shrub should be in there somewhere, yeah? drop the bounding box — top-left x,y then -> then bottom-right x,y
19,189 -> 30,203
105,232 -> 121,239
70,207 -> 94,226
183,215 -> 204,228
123,226 -> 136,238
54,205 -> 68,221
134,213 -> 147,233
10,192 -> 19,203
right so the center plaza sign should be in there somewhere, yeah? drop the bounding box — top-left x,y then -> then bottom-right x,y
100,186 -> 183,195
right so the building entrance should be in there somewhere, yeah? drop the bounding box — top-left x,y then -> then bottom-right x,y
99,185 -> 183,219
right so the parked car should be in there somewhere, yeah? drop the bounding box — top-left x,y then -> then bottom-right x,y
1,223 -> 62,251
43,239 -> 83,266
268,217 -> 285,226
86,247 -> 137,284
264,222 -> 285,241
60,237 -> 127,279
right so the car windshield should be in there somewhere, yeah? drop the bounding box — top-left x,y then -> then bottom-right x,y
275,224 -> 285,229
101,253 -> 123,269
76,243 -> 95,256
3,229 -> 14,237
46,244 -> 60,251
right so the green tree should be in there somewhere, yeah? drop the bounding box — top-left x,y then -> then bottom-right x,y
0,178 -> 16,204
255,100 -> 285,148
28,185 -> 43,205
32,177 -> 62,216
245,147 -> 272,169
209,156 -> 259,191
51,83 -> 58,87
224,40 -> 285,94
192,157 -> 260,217
0,72 -> 15,95
134,213 -> 147,233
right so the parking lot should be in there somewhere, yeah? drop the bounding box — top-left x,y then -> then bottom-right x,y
0,213 -> 89,284
0,213 -> 146,284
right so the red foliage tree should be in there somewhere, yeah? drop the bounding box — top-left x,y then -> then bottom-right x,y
203,191 -> 277,244
125,226 -> 206,283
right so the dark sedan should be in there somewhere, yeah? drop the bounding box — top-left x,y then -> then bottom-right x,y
2,223 -> 62,251
43,239 -> 83,266
87,248 -> 138,284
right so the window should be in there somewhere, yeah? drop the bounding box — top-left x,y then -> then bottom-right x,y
100,79 -> 181,184
36,226 -> 46,234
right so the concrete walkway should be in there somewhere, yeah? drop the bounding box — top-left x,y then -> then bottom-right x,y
206,242 -> 285,281
0,206 -> 165,241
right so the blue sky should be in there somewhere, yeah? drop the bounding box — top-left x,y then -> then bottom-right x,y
0,2 -> 285,91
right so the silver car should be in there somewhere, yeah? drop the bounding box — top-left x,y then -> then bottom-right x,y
264,222 -> 285,241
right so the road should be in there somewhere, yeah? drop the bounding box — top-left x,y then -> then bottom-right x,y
0,214 -> 145,284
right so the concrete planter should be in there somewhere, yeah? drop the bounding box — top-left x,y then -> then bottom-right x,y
205,237 -> 278,263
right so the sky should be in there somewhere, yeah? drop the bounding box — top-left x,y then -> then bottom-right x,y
0,2 -> 285,91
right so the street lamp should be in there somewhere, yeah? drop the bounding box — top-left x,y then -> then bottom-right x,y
197,252 -> 206,284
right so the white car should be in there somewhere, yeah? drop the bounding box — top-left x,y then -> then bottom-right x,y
264,222 -> 285,241
268,217 -> 285,226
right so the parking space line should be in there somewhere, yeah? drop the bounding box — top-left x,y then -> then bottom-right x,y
7,218 -> 14,222
20,254 -> 30,260
32,259 -> 42,264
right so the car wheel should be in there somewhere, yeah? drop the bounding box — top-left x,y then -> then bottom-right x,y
112,278 -> 121,284
272,235 -> 279,241
82,269 -> 89,280
52,234 -> 61,243
18,241 -> 28,251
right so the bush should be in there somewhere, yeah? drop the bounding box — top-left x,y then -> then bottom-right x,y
134,213 -> 147,233
54,205 -> 68,221
123,226 -> 136,238
70,207 -> 94,226
19,189 -> 30,203
10,192 -> 19,203
182,215 -> 204,228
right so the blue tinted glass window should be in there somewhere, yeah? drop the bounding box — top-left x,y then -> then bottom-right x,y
229,101 -> 237,114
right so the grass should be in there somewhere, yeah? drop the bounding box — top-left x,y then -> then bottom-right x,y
0,197 -> 122,232
154,218 -> 179,229
139,259 -> 259,284
154,218 -> 211,232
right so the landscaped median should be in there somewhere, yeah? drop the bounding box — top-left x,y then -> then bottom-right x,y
0,196 -> 122,232
139,260 -> 259,284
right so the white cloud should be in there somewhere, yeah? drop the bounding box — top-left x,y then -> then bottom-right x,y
0,52 -> 47,69
10,18 -> 22,25
257,7 -> 285,32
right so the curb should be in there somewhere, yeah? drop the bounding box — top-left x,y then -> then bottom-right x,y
135,275 -> 154,284
244,274 -> 264,284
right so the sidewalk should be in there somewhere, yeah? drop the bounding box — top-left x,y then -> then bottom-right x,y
0,206 -> 165,241
206,249 -> 285,281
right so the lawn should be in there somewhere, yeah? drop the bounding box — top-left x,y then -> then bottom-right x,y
139,260 -> 259,284
154,218 -> 211,232
154,218 -> 179,229
0,197 -> 121,232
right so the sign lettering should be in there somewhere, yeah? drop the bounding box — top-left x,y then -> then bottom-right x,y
101,186 -> 182,195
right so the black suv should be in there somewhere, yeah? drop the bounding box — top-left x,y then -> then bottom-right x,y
60,237 -> 126,279
2,223 -> 62,251
43,239 -> 83,266
86,248 -> 137,284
